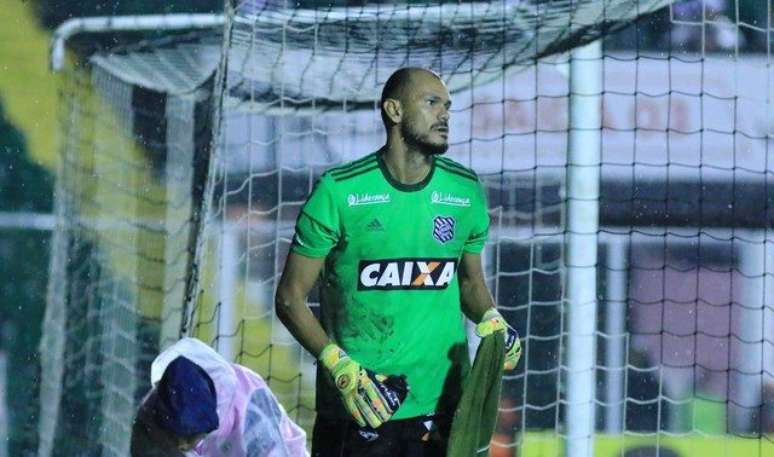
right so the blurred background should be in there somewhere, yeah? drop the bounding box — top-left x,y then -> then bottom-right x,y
1,1 -> 774,457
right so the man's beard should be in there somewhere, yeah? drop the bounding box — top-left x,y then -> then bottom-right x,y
401,123 -> 448,156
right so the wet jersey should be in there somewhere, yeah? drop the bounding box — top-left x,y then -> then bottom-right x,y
291,151 -> 490,420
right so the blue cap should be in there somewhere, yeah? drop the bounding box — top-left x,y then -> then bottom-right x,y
153,356 -> 219,437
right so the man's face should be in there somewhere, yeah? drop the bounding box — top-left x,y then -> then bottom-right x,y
143,418 -> 207,455
132,417 -> 187,457
153,427 -> 207,455
398,73 -> 451,156
175,433 -> 208,453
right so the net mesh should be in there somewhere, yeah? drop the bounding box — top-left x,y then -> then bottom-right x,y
188,0 -> 774,453
224,0 -> 671,108
41,0 -> 774,456
39,34 -> 217,457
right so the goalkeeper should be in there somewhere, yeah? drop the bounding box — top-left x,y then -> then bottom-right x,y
275,67 -> 521,457
130,337 -> 309,457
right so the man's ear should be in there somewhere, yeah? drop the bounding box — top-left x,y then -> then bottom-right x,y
382,98 -> 402,124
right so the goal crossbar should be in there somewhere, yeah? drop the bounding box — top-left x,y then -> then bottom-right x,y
50,13 -> 226,71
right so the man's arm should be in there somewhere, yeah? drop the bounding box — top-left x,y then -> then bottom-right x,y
459,251 -> 522,370
275,251 -> 409,428
458,251 -> 496,323
275,252 -> 331,358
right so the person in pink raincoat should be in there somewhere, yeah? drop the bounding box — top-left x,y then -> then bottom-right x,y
131,337 -> 309,457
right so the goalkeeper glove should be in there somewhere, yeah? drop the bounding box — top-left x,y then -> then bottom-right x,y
319,343 -> 408,428
475,308 -> 522,370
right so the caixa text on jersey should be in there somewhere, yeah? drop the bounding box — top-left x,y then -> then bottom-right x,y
357,258 -> 457,290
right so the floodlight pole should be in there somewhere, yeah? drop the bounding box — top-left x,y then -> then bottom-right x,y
50,13 -> 225,72
565,39 -> 602,457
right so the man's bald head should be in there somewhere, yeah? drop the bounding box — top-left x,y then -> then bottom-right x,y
380,67 -> 443,127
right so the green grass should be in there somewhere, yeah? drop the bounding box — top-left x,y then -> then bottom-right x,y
517,432 -> 774,457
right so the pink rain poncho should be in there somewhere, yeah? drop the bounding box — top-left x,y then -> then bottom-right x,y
150,337 -> 309,457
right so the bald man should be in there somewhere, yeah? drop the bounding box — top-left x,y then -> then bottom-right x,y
275,68 -> 521,457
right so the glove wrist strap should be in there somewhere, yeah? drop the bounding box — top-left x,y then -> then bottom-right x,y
319,343 -> 346,373
479,307 -> 501,323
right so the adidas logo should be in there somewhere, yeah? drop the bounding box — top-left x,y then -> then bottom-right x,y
366,218 -> 384,232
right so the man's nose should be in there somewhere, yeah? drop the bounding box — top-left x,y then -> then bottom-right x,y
438,108 -> 449,122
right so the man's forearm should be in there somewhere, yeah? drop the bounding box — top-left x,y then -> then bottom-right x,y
459,278 -> 496,323
275,294 -> 331,358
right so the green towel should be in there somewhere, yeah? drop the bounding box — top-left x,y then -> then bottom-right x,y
446,334 -> 505,457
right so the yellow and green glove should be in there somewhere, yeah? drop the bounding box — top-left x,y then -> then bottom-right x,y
319,343 -> 409,428
475,308 -> 522,370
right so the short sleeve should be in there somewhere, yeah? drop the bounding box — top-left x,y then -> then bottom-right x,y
464,181 -> 490,253
291,174 -> 340,258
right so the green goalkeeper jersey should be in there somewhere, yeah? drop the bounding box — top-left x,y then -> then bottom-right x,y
291,151 -> 490,420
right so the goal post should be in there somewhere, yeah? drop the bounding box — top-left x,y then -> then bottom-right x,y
41,28 -> 220,457
565,38 -> 603,457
